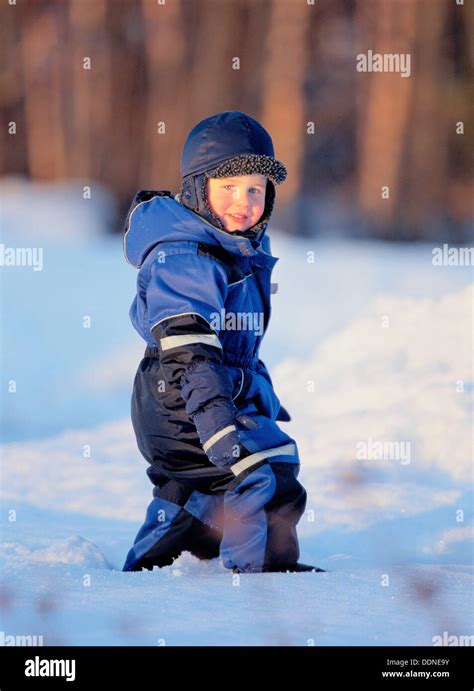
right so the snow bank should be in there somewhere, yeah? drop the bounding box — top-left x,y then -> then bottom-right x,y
0,536 -> 112,569
273,286 -> 472,531
0,175 -> 117,242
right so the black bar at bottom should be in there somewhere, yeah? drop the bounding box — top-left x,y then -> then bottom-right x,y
0,645 -> 471,687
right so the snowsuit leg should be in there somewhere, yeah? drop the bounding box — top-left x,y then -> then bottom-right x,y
219,460 -> 307,571
122,351 -> 307,573
123,462 -> 306,572
123,353 -> 227,571
122,480 -> 224,571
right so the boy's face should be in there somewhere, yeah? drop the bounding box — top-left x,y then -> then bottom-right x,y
206,174 -> 267,232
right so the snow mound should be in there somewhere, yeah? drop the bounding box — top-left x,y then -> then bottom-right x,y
0,175 -> 116,242
0,535 -> 112,569
166,552 -> 227,577
0,418 -> 147,521
274,284 -> 472,487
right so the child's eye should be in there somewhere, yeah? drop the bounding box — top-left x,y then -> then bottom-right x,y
223,185 -> 260,194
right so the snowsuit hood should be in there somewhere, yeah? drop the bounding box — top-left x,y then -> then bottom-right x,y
123,190 -> 275,270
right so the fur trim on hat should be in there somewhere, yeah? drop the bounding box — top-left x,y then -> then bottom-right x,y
205,154 -> 287,186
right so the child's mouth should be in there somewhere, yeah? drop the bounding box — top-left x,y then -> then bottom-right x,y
228,214 -> 248,223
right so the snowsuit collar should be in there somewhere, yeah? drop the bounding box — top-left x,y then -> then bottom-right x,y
124,193 -> 278,269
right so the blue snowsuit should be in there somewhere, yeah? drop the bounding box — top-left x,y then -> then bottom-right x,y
122,190 -> 306,572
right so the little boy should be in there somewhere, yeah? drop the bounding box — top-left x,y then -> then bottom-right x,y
122,111 -> 324,574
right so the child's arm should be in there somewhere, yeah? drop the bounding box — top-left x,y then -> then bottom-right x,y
146,250 -> 256,468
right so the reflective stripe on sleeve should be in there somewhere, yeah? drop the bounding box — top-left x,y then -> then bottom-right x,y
160,333 -> 222,352
231,442 -> 296,477
202,424 -> 237,453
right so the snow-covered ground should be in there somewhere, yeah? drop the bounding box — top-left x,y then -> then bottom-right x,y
0,177 -> 472,646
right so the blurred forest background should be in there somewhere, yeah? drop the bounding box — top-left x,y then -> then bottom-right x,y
0,0 -> 472,241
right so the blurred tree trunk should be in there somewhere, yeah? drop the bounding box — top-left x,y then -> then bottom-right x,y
445,0 -> 474,233
402,0 -> 449,239
0,4 -> 27,175
356,0 -> 451,240
186,0 -> 240,120
140,0 -> 186,190
101,0 -> 148,202
20,4 -> 68,179
68,0 -> 110,183
260,0 -> 309,209
355,0 -> 417,237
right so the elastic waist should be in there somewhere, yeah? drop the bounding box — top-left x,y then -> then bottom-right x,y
144,345 -> 161,359
144,344 -> 258,369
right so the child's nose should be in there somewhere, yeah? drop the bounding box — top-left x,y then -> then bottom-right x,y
233,190 -> 251,207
